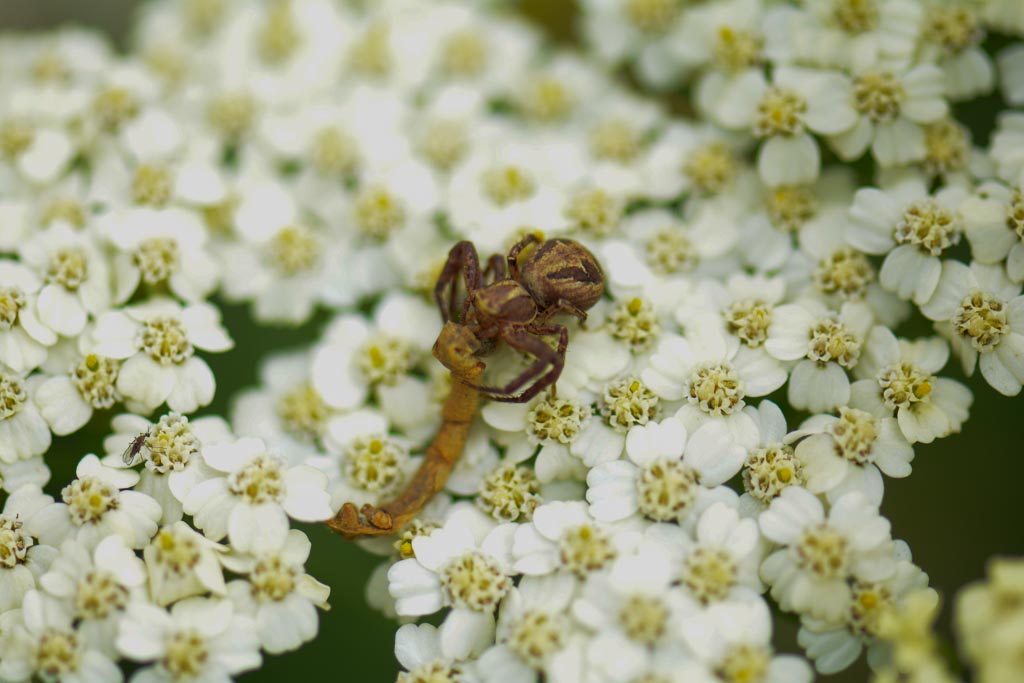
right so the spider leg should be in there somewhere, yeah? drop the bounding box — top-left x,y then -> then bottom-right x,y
468,324 -> 568,403
434,241 -> 483,323
483,254 -> 507,283
528,323 -> 569,355
507,233 -> 542,280
535,298 -> 588,325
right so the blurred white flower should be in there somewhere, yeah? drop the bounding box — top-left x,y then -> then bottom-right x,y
0,590 -> 122,683
759,488 -> 895,622
227,529 -> 330,654
116,597 -> 262,682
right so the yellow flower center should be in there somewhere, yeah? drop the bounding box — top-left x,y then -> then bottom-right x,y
93,86 -> 140,132
478,463 -> 541,522
441,552 -> 510,612
482,165 -> 536,206
71,354 -> 121,410
716,643 -> 772,683
894,200 -> 959,255
268,225 -> 320,275
526,395 -> 589,444
276,382 -> 329,441
602,376 -> 660,432
440,31 -> 488,78
74,570 -> 130,620
682,547 -> 738,603
590,118 -> 644,163
831,0 -> 879,33
830,407 -> 879,465
508,610 -> 566,668
618,594 -> 668,645
227,453 -> 286,504
724,299 -> 773,347
685,141 -> 738,195
688,362 -> 746,416
807,319 -> 862,368
62,476 -> 119,526
257,0 -> 302,65
954,290 -> 1008,352
251,554 -> 297,602
207,92 -> 257,138
923,120 -> 969,176
558,524 -> 617,577
134,237 -> 180,285
626,0 -> 681,33
637,458 -> 699,522
144,414 -> 200,474
46,247 -> 89,291
853,72 -> 905,123
565,188 -> 623,237
609,297 -> 661,352
353,186 -> 406,240
164,630 -> 209,679
743,444 -> 803,504
33,630 -> 82,680
0,372 -> 27,420
924,6 -> 979,54
813,247 -> 875,299
797,523 -> 849,579
878,362 -> 934,410
712,27 -> 762,73
0,286 -> 25,330
349,23 -> 392,78
139,316 -> 193,365
357,335 -> 416,385
132,165 -> 175,207
518,75 -> 574,123
0,516 -> 34,568
754,87 -> 807,138
345,434 -> 407,493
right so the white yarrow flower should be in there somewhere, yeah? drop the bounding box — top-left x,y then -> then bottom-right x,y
226,529 -> 330,654
116,597 -> 262,682
759,487 -> 895,622
183,436 -> 333,553
86,298 -> 232,413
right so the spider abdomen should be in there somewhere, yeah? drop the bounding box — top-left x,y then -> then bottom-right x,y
519,238 -> 604,311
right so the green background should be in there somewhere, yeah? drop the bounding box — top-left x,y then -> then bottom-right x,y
3,1 -> 1022,680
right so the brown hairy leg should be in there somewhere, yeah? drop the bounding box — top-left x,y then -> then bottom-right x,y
434,241 -> 482,323
483,253 -> 506,283
469,324 -> 568,403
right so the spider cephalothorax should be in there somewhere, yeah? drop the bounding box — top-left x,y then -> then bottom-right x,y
435,234 -> 605,402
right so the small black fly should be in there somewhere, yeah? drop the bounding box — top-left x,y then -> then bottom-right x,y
122,432 -> 148,466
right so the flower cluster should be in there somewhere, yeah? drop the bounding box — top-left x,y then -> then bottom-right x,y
0,5 -> 343,679
0,0 -> 1021,681
955,558 -> 1024,683
0,413 -> 334,683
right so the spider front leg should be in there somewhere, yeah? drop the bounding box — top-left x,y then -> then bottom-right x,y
483,253 -> 507,283
507,233 -> 542,280
470,324 -> 568,403
434,241 -> 483,323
